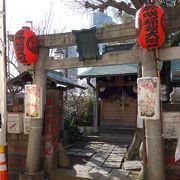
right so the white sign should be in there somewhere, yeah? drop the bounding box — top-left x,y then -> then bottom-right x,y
137,77 -> 160,120
163,112 -> 180,139
7,113 -> 23,134
137,117 -> 143,129
23,116 -> 31,134
25,85 -> 42,118
175,130 -> 180,161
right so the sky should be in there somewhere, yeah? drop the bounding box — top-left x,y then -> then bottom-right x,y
6,0 -> 91,34
6,0 -> 91,75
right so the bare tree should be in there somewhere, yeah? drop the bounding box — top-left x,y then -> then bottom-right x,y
33,1 -> 55,35
61,0 -> 180,17
7,1 -> 64,100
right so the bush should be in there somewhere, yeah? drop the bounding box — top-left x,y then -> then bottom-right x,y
78,97 -> 93,126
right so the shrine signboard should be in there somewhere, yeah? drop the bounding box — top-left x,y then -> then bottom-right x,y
25,85 -> 42,119
163,112 -> 180,139
137,77 -> 160,120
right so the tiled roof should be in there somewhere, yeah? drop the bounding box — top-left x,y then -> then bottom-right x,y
8,71 -> 85,89
78,64 -> 137,79
47,71 -> 85,89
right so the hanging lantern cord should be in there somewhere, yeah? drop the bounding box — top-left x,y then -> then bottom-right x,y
147,0 -> 155,4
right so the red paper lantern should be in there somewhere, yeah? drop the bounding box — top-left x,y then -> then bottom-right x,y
135,4 -> 165,49
14,27 -> 39,64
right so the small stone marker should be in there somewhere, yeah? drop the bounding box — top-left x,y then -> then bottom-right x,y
123,161 -> 143,170
73,164 -> 93,172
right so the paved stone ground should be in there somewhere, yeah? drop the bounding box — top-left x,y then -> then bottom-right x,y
63,141 -> 142,180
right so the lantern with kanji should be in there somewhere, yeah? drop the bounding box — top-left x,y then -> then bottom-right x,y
135,4 -> 165,49
14,27 -> 39,64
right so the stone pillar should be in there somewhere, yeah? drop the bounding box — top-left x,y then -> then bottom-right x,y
25,47 -> 48,176
141,49 -> 165,180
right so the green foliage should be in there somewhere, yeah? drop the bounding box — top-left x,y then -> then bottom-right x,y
63,96 -> 93,142
64,111 -> 82,142
78,97 -> 93,126
167,31 -> 180,46
64,97 -> 93,127
64,111 -> 78,127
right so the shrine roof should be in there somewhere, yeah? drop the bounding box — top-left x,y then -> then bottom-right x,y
78,64 -> 137,79
8,71 -> 85,90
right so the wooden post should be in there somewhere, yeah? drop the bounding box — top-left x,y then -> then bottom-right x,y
26,48 -> 48,174
141,49 -> 165,180
93,88 -> 98,133
95,81 -> 99,133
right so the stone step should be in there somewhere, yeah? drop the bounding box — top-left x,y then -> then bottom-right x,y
100,128 -> 135,135
49,168 -> 139,180
85,133 -> 134,144
49,168 -> 93,180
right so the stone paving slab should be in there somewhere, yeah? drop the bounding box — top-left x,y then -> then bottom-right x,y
82,149 -> 96,153
86,158 -> 104,167
123,161 -> 142,170
103,160 -> 122,168
114,145 -> 127,151
73,164 -> 94,172
88,141 -> 105,144
92,153 -> 109,160
100,147 -> 113,151
107,155 -> 124,162
91,156 -> 106,163
89,166 -> 112,175
110,153 -> 126,158
67,148 -> 82,152
98,150 -> 111,154
101,144 -> 115,150
97,151 -> 109,156
111,151 -> 126,155
115,144 -> 129,148
85,143 -> 104,149
113,147 -> 127,151
73,151 -> 94,157
67,151 -> 76,155
102,144 -> 115,146
67,148 -> 96,157
88,167 -> 112,180
50,168 -> 94,180
98,169 -> 132,180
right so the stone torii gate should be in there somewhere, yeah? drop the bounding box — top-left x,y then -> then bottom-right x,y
9,5 -> 180,180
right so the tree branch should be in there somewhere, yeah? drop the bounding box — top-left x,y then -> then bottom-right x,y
85,0 -> 136,15
130,0 -> 143,9
175,0 -> 180,6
